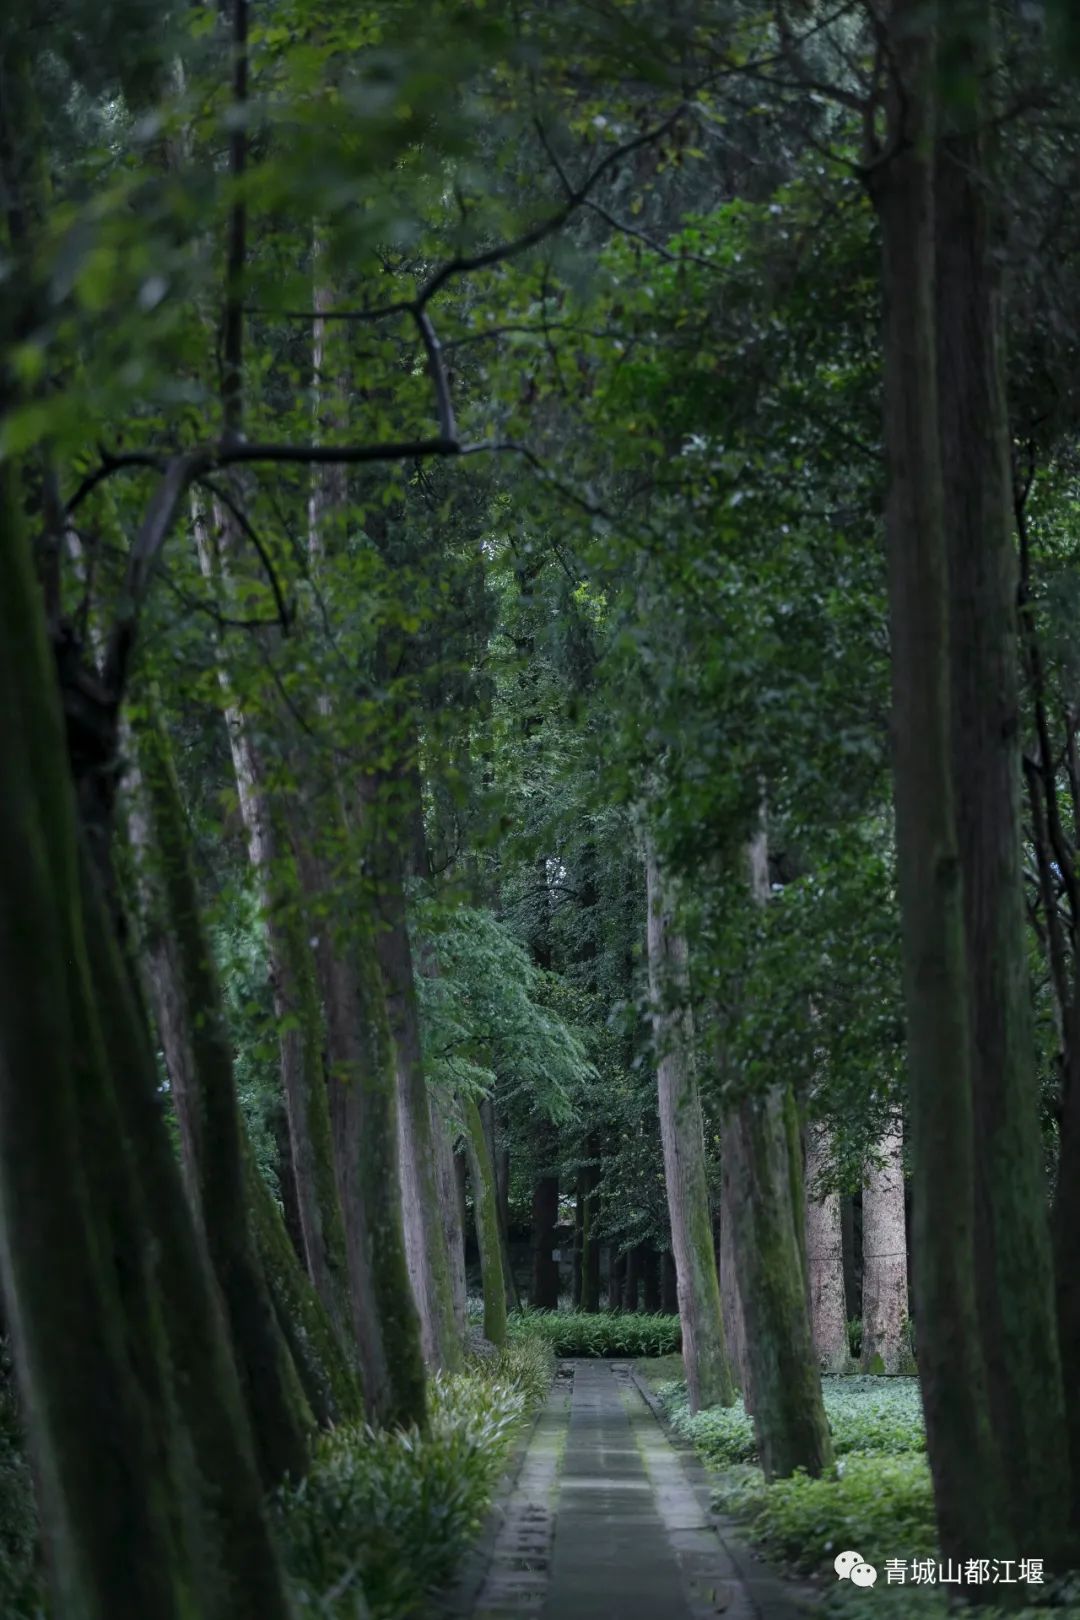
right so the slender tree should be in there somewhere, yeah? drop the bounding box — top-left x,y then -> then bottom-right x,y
644,838 -> 735,1412
860,1123 -> 909,1375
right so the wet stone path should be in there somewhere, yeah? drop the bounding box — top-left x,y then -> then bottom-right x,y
469,1361 -> 808,1620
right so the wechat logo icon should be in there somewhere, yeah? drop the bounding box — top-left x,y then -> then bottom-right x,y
835,1550 -> 878,1588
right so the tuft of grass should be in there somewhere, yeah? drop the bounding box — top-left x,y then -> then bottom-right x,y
275,1335 -> 553,1618
509,1308 -> 681,1359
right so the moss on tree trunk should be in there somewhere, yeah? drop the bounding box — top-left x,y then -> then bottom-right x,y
134,709 -> 313,1485
867,0 -> 1007,1559
645,842 -> 734,1411
0,464 -> 292,1620
937,0 -> 1071,1555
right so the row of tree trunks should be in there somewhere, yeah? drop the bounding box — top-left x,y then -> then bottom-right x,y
304,368 -> 443,1410
128,711 -> 313,1484
0,463 -> 293,1619
194,502 -> 352,1342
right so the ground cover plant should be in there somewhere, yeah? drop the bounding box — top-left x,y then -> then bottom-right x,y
657,1376 -> 925,1467
511,1310 -> 682,1359
276,1337 -> 553,1618
651,1366 -> 1080,1615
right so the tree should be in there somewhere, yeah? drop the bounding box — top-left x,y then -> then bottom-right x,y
645,838 -> 734,1412
865,0 -> 1004,1559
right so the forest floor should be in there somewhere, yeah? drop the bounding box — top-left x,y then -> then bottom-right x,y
462,1359 -> 811,1620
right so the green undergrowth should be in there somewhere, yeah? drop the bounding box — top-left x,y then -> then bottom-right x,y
276,1334 -> 554,1617
821,1584 -> 1080,1620
658,1374 -> 925,1468
509,1307 -> 681,1358
652,1370 -> 1080,1614
1,1334 -> 553,1620
659,1374 -> 935,1585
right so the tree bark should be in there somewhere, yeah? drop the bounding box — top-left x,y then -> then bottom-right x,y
723,824 -> 831,1474
937,2 -> 1071,1552
130,711 -> 313,1484
483,1099 -> 520,1310
610,1249 -> 627,1311
645,841 -> 734,1411
642,1244 -> 661,1313
860,1123 -> 909,1374
804,1124 -> 849,1373
464,1096 -> 508,1348
433,1094 -> 467,1336
572,1176 -> 584,1307
531,1174 -> 561,1308
661,1249 -> 678,1315
0,465 -> 292,1620
578,1145 -> 602,1313
625,1244 -> 643,1313
194,501 -> 351,1341
867,0 -> 1005,1558
719,1152 -> 751,1405
365,769 -> 461,1370
302,861 -> 426,1430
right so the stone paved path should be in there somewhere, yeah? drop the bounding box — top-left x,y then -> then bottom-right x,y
469,1361 -> 809,1620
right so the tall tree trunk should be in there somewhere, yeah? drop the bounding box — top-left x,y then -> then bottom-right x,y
804,1125 -> 849,1373
725,1088 -> 831,1474
303,864 -> 426,1431
642,1245 -> 661,1314
464,1097 -> 508,1348
610,1249 -> 627,1311
572,1176 -> 585,1307
1057,1001 -> 1080,1539
661,1249 -> 678,1315
937,2 -> 1071,1552
645,841 -> 734,1411
625,1244 -> 643,1313
723,825 -> 831,1474
867,0 -> 1005,1558
482,1099 -> 520,1310
194,503 -> 351,1339
579,1141 -> 602,1314
0,465 -> 292,1620
531,1174 -> 561,1309
130,711 -> 313,1483
840,1195 -> 860,1326
365,770 -> 461,1370
719,1153 -> 750,1404
860,1123 -> 909,1374
433,1095 -> 467,1336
